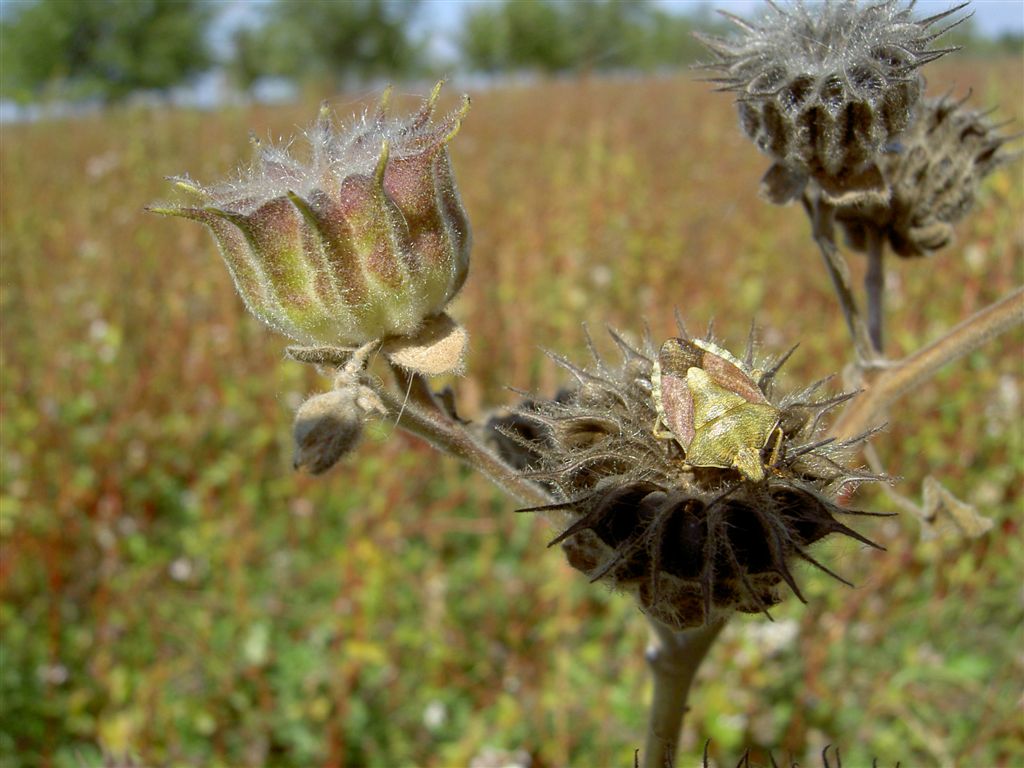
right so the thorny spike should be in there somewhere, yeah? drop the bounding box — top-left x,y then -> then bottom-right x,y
204,206 -> 246,226
914,45 -> 962,64
441,95 -> 472,145
791,385 -> 852,411
635,321 -> 653,352
375,140 -> 390,185
588,533 -> 648,583
286,190 -> 320,232
831,519 -> 886,550
427,79 -> 444,112
146,203 -> 192,217
838,426 -> 886,450
758,344 -> 799,389
763,523 -> 808,603
374,86 -> 393,125
516,498 -> 585,515
833,506 -> 897,519
917,1 -> 971,29
793,545 -> 856,587
170,177 -> 208,199
581,323 -> 602,365
691,32 -> 739,58
673,308 -> 691,340
792,374 -> 837,402
807,392 -> 857,433
747,504 -> 807,601
744,320 -> 757,369
785,437 -> 838,461
717,9 -> 757,31
543,350 -> 596,387
606,327 -> 649,363
719,530 -> 777,618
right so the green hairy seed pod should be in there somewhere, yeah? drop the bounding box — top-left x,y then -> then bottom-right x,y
836,93 -> 1018,258
700,0 -> 967,204
151,83 -> 471,346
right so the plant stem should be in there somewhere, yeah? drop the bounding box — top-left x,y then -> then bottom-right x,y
805,196 -> 877,364
865,227 -> 886,354
642,618 -> 727,768
376,367 -> 556,509
832,285 -> 1024,442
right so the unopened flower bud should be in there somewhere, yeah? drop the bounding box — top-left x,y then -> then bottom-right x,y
701,1 -> 966,204
293,377 -> 384,474
151,83 -> 471,346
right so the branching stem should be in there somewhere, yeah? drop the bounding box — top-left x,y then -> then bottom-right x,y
805,196 -> 877,364
831,285 -> 1024,442
376,365 -> 555,509
865,227 -> 886,354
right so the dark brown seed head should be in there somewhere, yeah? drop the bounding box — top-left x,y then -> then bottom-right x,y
507,328 -> 883,630
835,93 -> 1019,258
700,1 -> 968,204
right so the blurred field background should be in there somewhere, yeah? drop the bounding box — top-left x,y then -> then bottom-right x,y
2,51 -> 1023,768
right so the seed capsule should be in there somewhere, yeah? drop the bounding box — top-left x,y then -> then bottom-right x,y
700,1 -> 967,203
151,83 -> 472,346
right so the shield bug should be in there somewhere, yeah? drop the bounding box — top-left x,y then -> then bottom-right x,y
651,338 -> 782,482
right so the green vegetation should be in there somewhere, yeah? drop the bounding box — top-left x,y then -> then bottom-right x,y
459,0 -> 724,73
2,0 -> 1020,103
1,63 -> 1022,766
0,0 -> 211,104
228,0 -> 425,91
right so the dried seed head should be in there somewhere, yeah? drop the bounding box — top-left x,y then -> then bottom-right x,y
701,1 -> 967,204
836,93 -> 1018,258
511,328 -> 882,630
293,373 -> 385,474
151,83 -> 471,346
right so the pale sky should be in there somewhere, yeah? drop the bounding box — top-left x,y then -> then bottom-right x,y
689,0 -> 1024,34
416,0 -> 1023,36
208,0 -> 1024,70
218,1 -> 1024,51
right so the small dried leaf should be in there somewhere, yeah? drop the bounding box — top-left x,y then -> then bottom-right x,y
759,162 -> 807,205
383,313 -> 467,376
921,476 -> 994,539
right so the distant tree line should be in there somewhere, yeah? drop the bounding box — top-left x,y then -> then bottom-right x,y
2,0 -> 1021,104
0,0 -> 212,103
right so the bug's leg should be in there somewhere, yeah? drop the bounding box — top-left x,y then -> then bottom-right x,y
765,426 -> 785,475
